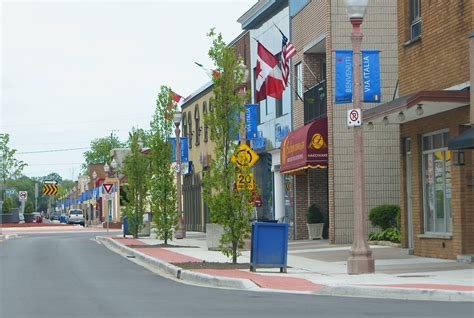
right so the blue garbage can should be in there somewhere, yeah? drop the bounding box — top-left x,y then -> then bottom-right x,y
250,222 -> 288,273
123,216 -> 129,237
59,215 -> 67,223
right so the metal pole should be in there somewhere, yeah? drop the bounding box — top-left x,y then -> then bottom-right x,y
347,17 -> 374,274
107,194 -> 110,234
175,122 -> 185,239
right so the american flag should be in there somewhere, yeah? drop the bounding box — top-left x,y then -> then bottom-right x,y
280,31 -> 296,87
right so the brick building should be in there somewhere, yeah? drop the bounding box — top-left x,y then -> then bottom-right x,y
284,0 -> 399,241
364,0 -> 473,259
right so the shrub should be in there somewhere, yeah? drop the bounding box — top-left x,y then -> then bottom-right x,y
369,228 -> 400,243
369,204 -> 400,230
306,204 -> 324,224
2,198 -> 13,213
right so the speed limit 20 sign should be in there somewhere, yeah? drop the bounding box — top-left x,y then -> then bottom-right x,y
236,173 -> 255,191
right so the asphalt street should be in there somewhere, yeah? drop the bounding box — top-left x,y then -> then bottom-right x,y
1,232 -> 472,318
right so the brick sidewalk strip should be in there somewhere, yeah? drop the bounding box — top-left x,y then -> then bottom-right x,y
194,269 -> 324,292
113,238 -> 144,246
366,284 -> 474,292
135,248 -> 202,263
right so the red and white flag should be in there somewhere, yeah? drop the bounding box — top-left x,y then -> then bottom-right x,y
255,42 -> 284,102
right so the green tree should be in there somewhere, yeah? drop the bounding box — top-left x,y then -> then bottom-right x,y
203,29 -> 255,264
122,129 -> 150,238
1,133 -> 27,212
82,132 -> 124,171
149,86 -> 178,245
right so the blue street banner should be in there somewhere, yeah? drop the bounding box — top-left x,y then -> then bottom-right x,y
335,50 -> 353,104
252,131 -> 266,150
245,104 -> 258,140
169,137 -> 189,162
362,50 -> 381,103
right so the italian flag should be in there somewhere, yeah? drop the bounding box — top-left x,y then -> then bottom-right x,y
195,62 -> 220,79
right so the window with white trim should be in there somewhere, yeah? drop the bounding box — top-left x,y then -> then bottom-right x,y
422,130 -> 452,234
410,0 -> 421,39
295,62 -> 303,100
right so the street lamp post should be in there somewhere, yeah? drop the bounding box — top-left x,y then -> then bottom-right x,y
344,0 -> 375,274
173,111 -> 185,239
92,171 -> 97,224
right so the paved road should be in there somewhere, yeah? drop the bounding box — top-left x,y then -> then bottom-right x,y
1,233 -> 472,318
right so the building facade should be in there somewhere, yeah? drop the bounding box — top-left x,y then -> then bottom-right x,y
239,1 -> 295,236
364,0 -> 473,259
286,0 -> 400,242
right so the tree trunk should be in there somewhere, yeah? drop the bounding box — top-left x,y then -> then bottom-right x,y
232,238 -> 238,264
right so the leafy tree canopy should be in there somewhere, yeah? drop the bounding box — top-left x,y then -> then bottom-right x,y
0,133 -> 27,183
82,132 -> 124,171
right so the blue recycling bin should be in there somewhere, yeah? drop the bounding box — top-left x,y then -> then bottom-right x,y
250,222 -> 288,273
122,216 -> 129,237
59,215 -> 67,223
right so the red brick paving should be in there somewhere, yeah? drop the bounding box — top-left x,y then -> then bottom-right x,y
195,269 -> 324,292
113,238 -> 144,246
134,247 -> 202,263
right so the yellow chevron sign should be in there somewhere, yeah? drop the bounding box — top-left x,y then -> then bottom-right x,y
43,184 -> 58,196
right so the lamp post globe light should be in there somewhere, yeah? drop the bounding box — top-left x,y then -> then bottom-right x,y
344,0 -> 375,274
173,110 -> 185,239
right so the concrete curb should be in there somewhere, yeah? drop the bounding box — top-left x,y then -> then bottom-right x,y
315,284 -> 474,302
97,236 -> 473,301
96,236 -> 256,291
0,233 -> 18,240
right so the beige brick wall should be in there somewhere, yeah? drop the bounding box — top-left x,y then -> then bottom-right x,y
291,0 -> 400,243
329,0 -> 400,243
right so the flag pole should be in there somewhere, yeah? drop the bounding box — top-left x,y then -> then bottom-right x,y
272,23 -> 319,82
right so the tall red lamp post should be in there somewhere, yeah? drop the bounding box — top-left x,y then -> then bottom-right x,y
344,0 -> 375,274
173,110 -> 185,239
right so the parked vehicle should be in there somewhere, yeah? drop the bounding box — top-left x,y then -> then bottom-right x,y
60,214 -> 68,223
68,209 -> 84,226
32,212 -> 43,223
50,213 -> 60,222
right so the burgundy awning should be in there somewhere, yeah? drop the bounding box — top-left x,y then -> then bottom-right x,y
280,117 -> 328,174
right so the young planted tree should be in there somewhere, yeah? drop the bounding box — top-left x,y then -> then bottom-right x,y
203,29 -> 255,264
149,86 -> 178,245
122,129 -> 150,238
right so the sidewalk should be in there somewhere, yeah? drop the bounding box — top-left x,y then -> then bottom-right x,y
97,232 -> 474,302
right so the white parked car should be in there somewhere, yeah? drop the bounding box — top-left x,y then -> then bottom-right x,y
67,209 -> 84,226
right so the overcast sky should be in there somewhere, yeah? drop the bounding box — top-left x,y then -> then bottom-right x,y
1,0 -> 255,180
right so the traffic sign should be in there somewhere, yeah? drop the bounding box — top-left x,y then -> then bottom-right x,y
231,144 -> 259,170
19,191 -> 28,201
103,183 -> 114,194
44,180 -> 59,185
43,184 -> 58,196
347,108 -> 362,127
236,173 -> 255,191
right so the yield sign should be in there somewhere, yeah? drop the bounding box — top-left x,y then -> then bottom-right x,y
103,183 -> 114,194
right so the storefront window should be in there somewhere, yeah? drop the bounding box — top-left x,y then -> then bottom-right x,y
422,131 -> 452,233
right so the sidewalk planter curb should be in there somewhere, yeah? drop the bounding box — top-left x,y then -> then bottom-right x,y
306,223 -> 324,240
97,236 -> 256,291
315,285 -> 474,302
